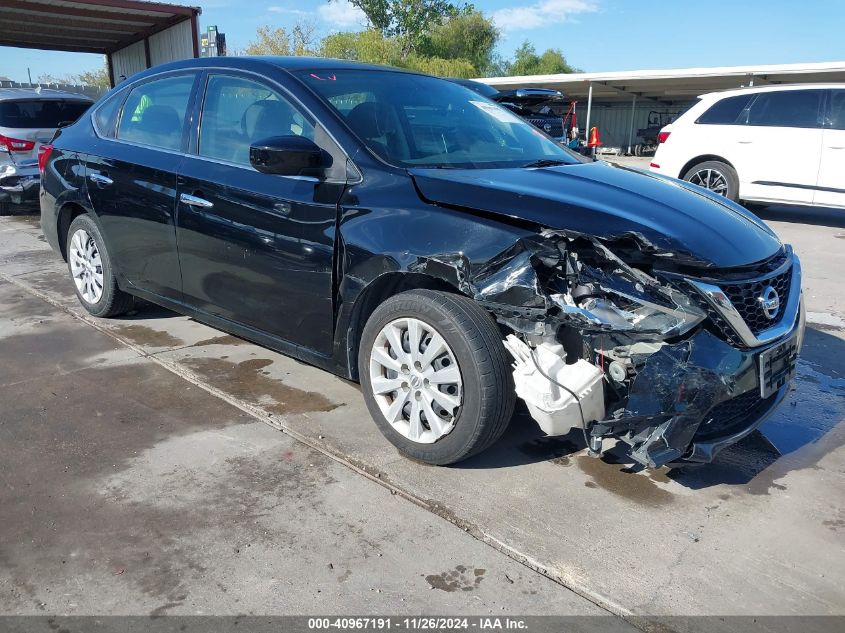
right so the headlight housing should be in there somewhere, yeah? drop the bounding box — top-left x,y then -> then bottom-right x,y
551,250 -> 706,338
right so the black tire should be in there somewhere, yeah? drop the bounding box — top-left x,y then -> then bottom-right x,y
682,160 -> 739,201
358,289 -> 515,465
0,200 -> 10,216
66,214 -> 134,317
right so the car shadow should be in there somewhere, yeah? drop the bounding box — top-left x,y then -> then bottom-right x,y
751,203 -> 845,229
458,326 -> 845,490
118,300 -> 180,321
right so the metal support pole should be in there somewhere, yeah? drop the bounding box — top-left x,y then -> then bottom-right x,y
584,82 -> 593,147
627,93 -> 637,155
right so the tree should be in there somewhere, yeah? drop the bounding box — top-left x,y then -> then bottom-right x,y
419,9 -> 498,75
321,28 -> 475,77
244,22 -> 318,56
37,64 -> 110,88
76,66 -> 110,89
36,73 -> 71,85
404,53 -> 475,78
502,41 -> 578,76
321,29 -> 402,65
343,0 -> 459,58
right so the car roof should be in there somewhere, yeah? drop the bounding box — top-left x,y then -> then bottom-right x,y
0,87 -> 93,102
138,55 -> 423,77
699,82 -> 845,100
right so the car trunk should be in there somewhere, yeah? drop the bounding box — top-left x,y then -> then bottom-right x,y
0,99 -> 91,164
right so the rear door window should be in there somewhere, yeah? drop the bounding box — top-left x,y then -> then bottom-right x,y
695,94 -> 753,125
0,99 -> 91,128
746,90 -> 824,128
117,74 -> 195,151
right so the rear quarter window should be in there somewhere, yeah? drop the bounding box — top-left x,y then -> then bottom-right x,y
695,94 -> 754,125
93,90 -> 127,138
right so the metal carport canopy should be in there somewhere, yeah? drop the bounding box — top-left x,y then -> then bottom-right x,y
0,0 -> 200,83
477,61 -> 845,103
478,61 -> 845,152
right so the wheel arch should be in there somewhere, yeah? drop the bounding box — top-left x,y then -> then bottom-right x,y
679,154 -> 737,180
341,272 -> 466,381
56,202 -> 91,261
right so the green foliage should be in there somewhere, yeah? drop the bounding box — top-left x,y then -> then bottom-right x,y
38,64 -> 110,88
76,67 -> 111,88
418,10 -> 498,75
500,41 -> 578,76
321,29 -> 402,65
244,8 -> 578,80
321,28 -> 475,77
244,23 -> 317,56
403,54 -> 476,78
345,0 -> 459,58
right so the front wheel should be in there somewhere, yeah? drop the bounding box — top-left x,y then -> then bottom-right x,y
359,290 -> 515,465
682,160 -> 739,201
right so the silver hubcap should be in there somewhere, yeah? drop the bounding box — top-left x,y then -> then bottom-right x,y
69,228 -> 104,304
369,317 -> 463,444
689,168 -> 729,196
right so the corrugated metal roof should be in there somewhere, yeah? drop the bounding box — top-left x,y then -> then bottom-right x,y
477,61 -> 845,103
0,0 -> 200,55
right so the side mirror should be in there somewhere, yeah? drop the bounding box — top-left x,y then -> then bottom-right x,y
249,136 -> 328,177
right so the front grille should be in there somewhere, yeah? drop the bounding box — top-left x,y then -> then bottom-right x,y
526,117 -> 563,137
685,290 -> 746,348
695,390 -> 774,440
680,250 -> 797,347
721,266 -> 792,335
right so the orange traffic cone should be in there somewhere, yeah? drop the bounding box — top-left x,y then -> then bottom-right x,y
586,126 -> 602,147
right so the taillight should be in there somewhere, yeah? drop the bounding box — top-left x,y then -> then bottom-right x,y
0,134 -> 36,152
38,144 -> 54,172
657,131 -> 671,144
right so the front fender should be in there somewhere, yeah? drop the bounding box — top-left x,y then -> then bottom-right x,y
331,192 -> 534,378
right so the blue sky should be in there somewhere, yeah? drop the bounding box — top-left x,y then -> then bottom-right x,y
2,0 -> 843,82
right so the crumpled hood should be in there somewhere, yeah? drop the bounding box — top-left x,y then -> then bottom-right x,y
410,161 -> 781,269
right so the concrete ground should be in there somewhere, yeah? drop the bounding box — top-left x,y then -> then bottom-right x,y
0,206 -> 843,622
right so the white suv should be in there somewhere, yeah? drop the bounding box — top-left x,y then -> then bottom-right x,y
650,84 -> 845,208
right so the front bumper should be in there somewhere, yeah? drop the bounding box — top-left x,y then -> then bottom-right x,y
597,297 -> 805,468
679,299 -> 805,464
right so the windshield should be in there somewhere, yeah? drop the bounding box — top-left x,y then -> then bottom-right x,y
0,99 -> 91,129
299,69 -> 580,169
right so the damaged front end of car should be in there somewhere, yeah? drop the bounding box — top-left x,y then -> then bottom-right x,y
414,230 -> 805,468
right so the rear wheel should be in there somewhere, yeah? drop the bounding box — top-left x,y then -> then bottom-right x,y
0,200 -> 10,216
683,160 -> 739,201
66,214 -> 134,317
359,290 -> 515,465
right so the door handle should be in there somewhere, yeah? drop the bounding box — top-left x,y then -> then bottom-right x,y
827,146 -> 845,150
737,140 -> 753,144
179,193 -> 214,208
88,173 -> 113,185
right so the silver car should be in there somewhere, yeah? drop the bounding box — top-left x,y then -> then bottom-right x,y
0,87 -> 92,214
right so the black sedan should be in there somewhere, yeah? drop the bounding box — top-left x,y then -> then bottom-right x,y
40,57 -> 804,468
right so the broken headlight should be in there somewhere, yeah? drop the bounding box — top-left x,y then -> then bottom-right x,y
552,248 -> 706,337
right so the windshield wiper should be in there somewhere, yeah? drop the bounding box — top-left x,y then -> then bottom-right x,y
521,158 -> 571,168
